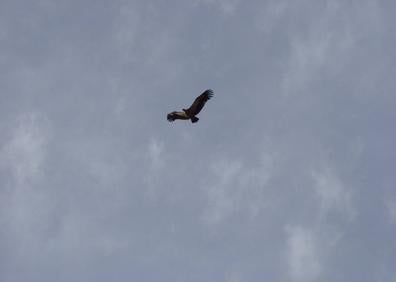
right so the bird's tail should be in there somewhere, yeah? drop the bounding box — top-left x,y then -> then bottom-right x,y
191,116 -> 199,123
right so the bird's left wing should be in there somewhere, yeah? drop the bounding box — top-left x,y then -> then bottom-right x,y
186,89 -> 214,115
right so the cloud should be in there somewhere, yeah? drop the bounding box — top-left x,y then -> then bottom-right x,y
202,160 -> 242,224
0,112 -> 49,187
113,3 -> 142,64
143,137 -> 168,201
194,0 -> 240,16
385,197 -> 396,225
311,167 -> 355,221
112,1 -> 183,82
148,138 -> 165,169
0,0 -> 394,281
285,225 -> 322,282
281,3 -> 354,96
0,112 -> 52,262
256,1 -> 288,33
201,151 -> 274,225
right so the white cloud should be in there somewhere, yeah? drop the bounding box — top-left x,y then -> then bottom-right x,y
311,167 -> 355,221
256,1 -> 288,33
194,0 -> 239,16
282,162 -> 355,282
143,138 -> 166,201
202,160 -> 242,225
202,151 -> 274,225
113,4 -> 142,64
148,138 -> 165,169
0,112 -> 48,187
286,225 -> 322,282
281,2 -> 355,96
0,0 -> 393,281
283,29 -> 353,96
385,197 -> 396,225
0,112 -> 51,257
47,211 -> 130,258
225,270 -> 242,282
216,0 -> 239,15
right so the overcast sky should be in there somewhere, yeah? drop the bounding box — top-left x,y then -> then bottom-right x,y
1,0 -> 395,281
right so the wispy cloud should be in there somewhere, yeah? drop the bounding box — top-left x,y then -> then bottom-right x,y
0,112 -> 52,261
385,197 -> 396,225
0,0 -> 393,281
282,3 -> 354,96
202,159 -> 242,224
0,112 -> 48,187
144,137 -> 166,201
202,151 -> 274,225
311,167 -> 355,221
148,138 -> 165,169
194,0 -> 240,16
285,225 -> 322,282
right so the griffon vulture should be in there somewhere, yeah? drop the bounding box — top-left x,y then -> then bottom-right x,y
167,89 -> 214,123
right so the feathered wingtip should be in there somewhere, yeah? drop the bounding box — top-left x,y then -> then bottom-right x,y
191,116 -> 199,123
167,113 -> 175,122
204,89 -> 214,100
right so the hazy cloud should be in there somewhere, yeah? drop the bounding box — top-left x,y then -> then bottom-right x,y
286,225 -> 322,282
385,197 -> 396,225
0,112 -> 48,187
1,0 -> 395,281
311,167 -> 355,221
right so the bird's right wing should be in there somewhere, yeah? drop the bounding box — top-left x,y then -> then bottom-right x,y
186,89 -> 214,116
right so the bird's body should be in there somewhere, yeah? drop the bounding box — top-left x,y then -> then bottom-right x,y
167,89 -> 214,123
169,111 -> 189,120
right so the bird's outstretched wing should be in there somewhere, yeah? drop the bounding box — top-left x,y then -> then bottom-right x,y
167,111 -> 189,122
186,89 -> 214,116
167,113 -> 176,122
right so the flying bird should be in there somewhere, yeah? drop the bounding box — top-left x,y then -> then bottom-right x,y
167,89 -> 214,123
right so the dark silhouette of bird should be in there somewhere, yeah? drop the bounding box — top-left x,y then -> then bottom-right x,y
167,89 -> 214,123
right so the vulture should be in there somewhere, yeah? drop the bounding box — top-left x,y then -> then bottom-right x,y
167,89 -> 214,123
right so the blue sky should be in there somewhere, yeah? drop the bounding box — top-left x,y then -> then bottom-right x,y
1,1 -> 395,281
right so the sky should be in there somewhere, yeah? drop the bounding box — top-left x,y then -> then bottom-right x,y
1,0 -> 395,281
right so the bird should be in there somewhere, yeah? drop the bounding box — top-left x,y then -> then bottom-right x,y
167,89 -> 214,123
